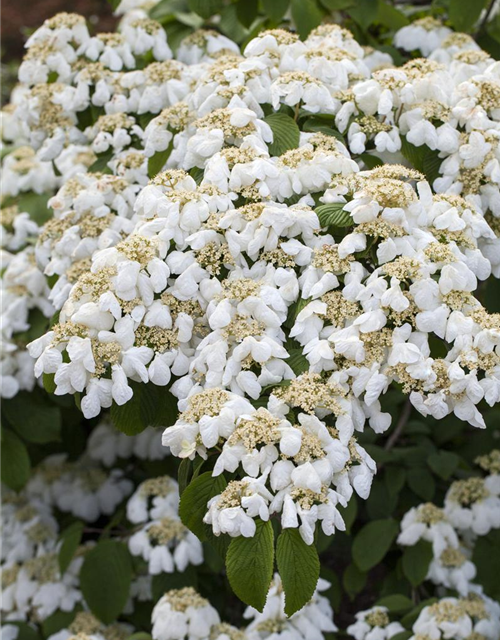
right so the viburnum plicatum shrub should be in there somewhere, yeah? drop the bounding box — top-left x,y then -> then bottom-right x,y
1,0 -> 500,639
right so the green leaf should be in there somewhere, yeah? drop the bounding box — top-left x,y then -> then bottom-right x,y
352,519 -> 399,571
149,0 -> 188,21
385,466 -> 406,497
151,387 -> 178,428
1,428 -> 31,491
315,203 -> 352,228
204,523 -> 231,559
237,0 -> 258,27
449,0 -> 487,32
376,0 -> 409,29
400,137 -> 442,184
287,347 -> 310,375
263,0 -> 290,21
127,634 -> 153,640
226,519 -> 274,611
88,150 -> 113,174
407,467 -> 435,501
401,599 -> 437,628
472,530 -> 500,599
376,594 -> 413,612
152,566 -> 198,601
320,0 -> 354,10
276,529 -> 320,616
402,540 -> 433,587
43,372 -> 57,394
147,142 -> 173,179
3,391 -> 61,444
264,113 -> 300,156
219,4 -> 248,43
359,153 -> 384,169
390,633 -> 412,640
41,609 -> 79,638
187,0 -> 224,19
339,495 -> 357,533
343,563 -> 367,600
427,450 -> 460,480
178,458 -> 192,496
110,382 -> 158,436
347,0 -> 378,29
179,471 -> 227,540
80,540 -> 133,624
285,297 -> 312,330
16,192 -> 52,225
58,522 -> 84,574
291,0 -> 324,39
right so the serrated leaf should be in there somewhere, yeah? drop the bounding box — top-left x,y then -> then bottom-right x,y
287,348 -> 310,375
58,521 -> 84,574
80,540 -> 133,623
179,471 -> 227,540
352,519 -> 399,571
315,203 -> 352,228
264,113 -> 300,156
226,519 -> 274,611
3,391 -> 61,444
402,539 -> 433,587
1,428 -> 31,491
276,529 -> 320,616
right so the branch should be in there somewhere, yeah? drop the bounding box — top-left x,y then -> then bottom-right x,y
476,0 -> 497,37
384,398 -> 412,451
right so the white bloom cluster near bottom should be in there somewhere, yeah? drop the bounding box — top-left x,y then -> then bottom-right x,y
398,452 -> 500,596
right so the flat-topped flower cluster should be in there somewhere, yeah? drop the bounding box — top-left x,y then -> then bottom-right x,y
0,6 -> 496,544
1,2 -> 500,630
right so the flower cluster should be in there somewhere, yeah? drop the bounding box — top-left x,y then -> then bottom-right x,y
398,449 -> 500,595
1,3 -> 500,635
7,14 -> 495,543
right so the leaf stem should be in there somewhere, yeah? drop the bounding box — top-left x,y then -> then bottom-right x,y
384,398 -> 412,451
